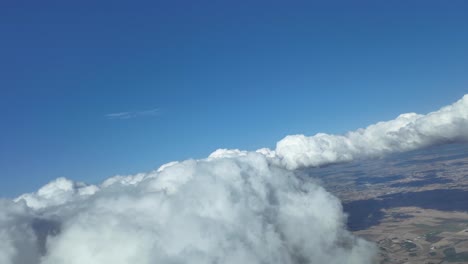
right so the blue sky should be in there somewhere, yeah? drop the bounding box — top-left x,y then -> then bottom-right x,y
1,0 -> 467,197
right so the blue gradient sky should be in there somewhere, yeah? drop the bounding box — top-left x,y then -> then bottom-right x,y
1,0 -> 467,197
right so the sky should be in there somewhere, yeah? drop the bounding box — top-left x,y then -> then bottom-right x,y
1,0 -> 467,197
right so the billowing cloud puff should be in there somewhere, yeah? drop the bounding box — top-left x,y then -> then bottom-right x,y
3,154 -> 376,264
274,94 -> 468,169
2,94 -> 467,264
14,178 -> 99,210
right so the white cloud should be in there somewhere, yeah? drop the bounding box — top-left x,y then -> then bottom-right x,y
273,94 -> 468,169
208,148 -> 248,159
14,178 -> 99,210
5,154 -> 377,264
3,94 -> 468,264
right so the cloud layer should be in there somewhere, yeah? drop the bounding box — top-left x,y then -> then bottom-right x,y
2,94 -> 468,264
273,94 -> 468,169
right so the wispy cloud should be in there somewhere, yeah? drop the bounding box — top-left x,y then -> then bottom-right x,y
106,108 -> 159,120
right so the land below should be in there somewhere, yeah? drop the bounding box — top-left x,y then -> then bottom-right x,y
304,143 -> 468,263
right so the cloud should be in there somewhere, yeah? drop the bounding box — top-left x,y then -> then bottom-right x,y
14,178 -> 99,210
4,155 -> 377,264
0,200 -> 41,264
271,94 -> 468,169
2,94 -> 468,264
106,108 -> 159,119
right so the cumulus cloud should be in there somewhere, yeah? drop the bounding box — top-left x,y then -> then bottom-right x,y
4,154 -> 376,264
273,94 -> 468,169
3,94 -> 468,264
14,178 -> 99,210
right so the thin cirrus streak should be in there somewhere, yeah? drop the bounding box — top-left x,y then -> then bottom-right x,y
2,94 -> 468,264
105,108 -> 159,119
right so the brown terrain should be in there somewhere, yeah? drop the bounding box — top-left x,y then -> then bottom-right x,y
302,143 -> 468,263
